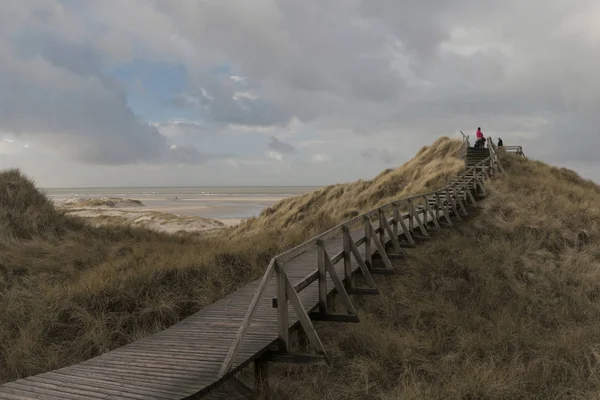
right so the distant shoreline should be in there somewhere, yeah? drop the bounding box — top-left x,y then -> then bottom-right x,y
56,196 -> 244,234
46,185 -> 315,221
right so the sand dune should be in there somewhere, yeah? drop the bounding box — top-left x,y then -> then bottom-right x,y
57,196 -> 241,234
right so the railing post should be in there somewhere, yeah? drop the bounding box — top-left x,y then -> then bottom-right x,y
275,260 -> 289,352
316,240 -> 327,314
342,225 -> 352,288
363,215 -> 372,267
378,208 -> 386,248
407,200 -> 414,231
392,203 -> 399,239
425,194 -> 440,229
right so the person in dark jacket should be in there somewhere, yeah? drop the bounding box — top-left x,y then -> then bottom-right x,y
497,138 -> 503,147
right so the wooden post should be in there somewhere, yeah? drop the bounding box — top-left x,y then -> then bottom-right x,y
363,216 -> 372,268
407,200 -> 414,231
392,202 -> 399,239
380,212 -> 402,253
378,209 -> 386,248
275,261 -> 289,352
283,275 -> 330,361
366,219 -> 394,272
218,259 -> 277,378
454,187 -> 468,216
347,235 -> 378,289
254,359 -> 269,400
323,248 -> 358,316
342,226 -> 352,289
425,195 -> 440,229
316,240 -> 328,314
436,192 -> 451,225
466,185 -> 476,205
446,188 -> 461,221
397,206 -> 415,245
476,175 -> 486,196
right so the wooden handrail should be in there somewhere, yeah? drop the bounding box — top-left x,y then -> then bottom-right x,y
218,149 -> 502,378
217,259 -> 277,378
503,145 -> 525,157
458,131 -> 470,159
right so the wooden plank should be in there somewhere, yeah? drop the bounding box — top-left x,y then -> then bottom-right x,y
0,387 -> 64,400
49,371 -> 189,398
15,378 -> 150,400
33,374 -> 170,400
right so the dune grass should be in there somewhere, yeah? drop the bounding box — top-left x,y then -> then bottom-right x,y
266,153 -> 600,399
0,137 -> 465,384
3,138 -> 599,399
233,137 -> 465,234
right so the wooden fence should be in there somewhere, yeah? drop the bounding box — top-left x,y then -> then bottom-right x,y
218,139 -> 496,378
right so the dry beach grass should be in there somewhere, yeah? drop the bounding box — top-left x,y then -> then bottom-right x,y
0,137 -> 465,384
2,137 -> 600,399
269,154 -> 600,399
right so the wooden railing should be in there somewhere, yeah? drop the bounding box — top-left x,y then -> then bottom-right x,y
458,131 -> 470,160
487,137 -> 505,174
502,145 -> 525,157
217,151 -> 501,379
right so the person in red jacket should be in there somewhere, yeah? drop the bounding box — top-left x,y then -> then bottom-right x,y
475,127 -> 486,148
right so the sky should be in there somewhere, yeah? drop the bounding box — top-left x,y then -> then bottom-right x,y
1,0 -> 599,188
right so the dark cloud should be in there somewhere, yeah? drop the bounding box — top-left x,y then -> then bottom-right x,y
0,24 -> 204,166
2,0 -> 600,183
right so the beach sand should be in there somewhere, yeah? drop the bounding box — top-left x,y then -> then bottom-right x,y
57,197 -> 247,234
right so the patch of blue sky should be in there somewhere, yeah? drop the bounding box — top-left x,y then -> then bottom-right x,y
105,59 -> 197,121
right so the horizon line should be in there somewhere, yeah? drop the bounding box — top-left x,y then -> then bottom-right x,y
41,184 -> 326,190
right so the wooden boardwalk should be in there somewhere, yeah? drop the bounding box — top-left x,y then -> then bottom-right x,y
0,140 -> 518,399
0,216 -> 434,400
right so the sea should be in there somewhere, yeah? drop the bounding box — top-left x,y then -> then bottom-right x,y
43,186 -> 320,220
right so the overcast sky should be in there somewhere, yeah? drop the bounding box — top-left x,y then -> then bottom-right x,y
1,0 -> 599,188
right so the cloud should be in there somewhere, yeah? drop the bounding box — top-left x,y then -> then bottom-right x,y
2,0 -> 600,186
0,4 -> 199,166
268,136 -> 295,154
361,148 -> 394,164
268,151 -> 283,161
311,153 -> 331,164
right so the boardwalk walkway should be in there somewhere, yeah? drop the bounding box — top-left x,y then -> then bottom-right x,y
0,218 -> 430,400
0,139 -> 522,399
